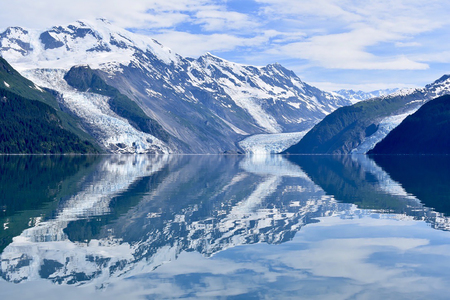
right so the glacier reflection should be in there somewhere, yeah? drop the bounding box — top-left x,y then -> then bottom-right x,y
1,154 -> 450,299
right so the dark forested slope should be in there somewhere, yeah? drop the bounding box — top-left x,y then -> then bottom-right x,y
0,57 -> 98,153
369,95 -> 450,154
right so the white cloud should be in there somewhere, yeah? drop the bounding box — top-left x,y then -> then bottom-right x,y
414,51 -> 450,64
256,0 -> 363,23
1,0 -> 450,89
254,0 -> 448,71
268,28 -> 429,70
0,0 -> 212,30
151,31 -> 269,58
395,42 -> 422,48
194,9 -> 258,32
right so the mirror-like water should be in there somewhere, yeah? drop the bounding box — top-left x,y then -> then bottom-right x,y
1,154 -> 450,299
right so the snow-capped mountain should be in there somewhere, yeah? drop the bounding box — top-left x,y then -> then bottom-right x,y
286,75 -> 450,154
334,88 -> 400,103
0,19 -> 350,153
352,76 -> 450,153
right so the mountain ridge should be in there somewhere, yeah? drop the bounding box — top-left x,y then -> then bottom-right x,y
0,18 -> 351,154
284,76 -> 450,154
333,88 -> 400,103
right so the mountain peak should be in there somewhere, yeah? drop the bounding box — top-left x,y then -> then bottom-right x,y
1,26 -> 28,36
266,62 -> 291,72
96,18 -> 111,25
428,74 -> 450,87
0,19 -> 352,154
267,62 -> 281,67
198,52 -> 227,62
0,26 -> 32,57
0,19 -> 180,70
424,74 -> 450,97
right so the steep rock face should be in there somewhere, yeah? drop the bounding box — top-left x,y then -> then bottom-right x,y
0,19 -> 350,153
369,94 -> 450,154
0,27 -> 32,56
192,54 -> 349,133
284,76 -> 450,154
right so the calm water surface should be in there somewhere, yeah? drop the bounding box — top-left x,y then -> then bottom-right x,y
1,154 -> 450,299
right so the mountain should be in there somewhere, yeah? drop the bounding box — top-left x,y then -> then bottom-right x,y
334,88 -> 399,103
0,19 -> 350,154
284,75 -> 450,154
368,94 -> 450,154
63,65 -> 171,143
0,57 -> 98,153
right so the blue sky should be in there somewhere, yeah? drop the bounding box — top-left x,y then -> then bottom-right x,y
1,0 -> 450,91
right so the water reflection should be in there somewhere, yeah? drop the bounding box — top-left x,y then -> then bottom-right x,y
288,154 -> 450,230
0,155 -> 345,285
0,155 -> 101,252
372,155 -> 450,216
0,154 -> 450,298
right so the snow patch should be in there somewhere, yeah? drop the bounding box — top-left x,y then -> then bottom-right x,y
352,109 -> 419,154
334,88 -> 400,104
220,85 -> 281,133
33,84 -> 44,92
287,102 -> 301,109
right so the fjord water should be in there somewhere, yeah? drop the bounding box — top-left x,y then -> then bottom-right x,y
1,155 -> 450,299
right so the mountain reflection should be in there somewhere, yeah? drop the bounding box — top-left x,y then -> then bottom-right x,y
288,154 -> 450,230
0,155 -> 101,252
1,154 -> 449,287
372,155 -> 450,216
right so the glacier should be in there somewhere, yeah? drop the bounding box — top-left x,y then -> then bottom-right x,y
23,68 -> 170,154
351,109 -> 419,154
239,130 -> 310,154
